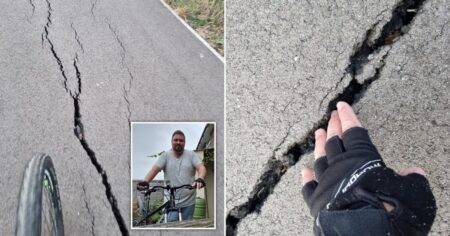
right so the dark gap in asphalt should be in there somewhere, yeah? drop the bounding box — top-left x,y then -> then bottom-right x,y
41,0 -> 52,47
44,27 -> 70,93
73,97 -> 129,235
320,0 -> 425,108
348,0 -> 426,76
90,0 -> 98,20
71,23 -> 85,53
41,2 -> 129,234
106,21 -> 133,173
28,0 -> 35,16
73,55 -> 82,96
106,20 -> 127,61
226,0 -> 426,235
123,68 -> 134,131
72,61 -> 129,236
42,0 -> 70,93
106,20 -> 133,132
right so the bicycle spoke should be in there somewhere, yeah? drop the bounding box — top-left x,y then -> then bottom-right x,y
42,187 -> 52,235
42,201 -> 49,235
42,175 -> 57,235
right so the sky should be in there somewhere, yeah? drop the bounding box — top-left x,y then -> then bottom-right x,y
131,122 -> 207,180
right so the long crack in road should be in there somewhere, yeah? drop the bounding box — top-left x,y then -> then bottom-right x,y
1,0 -> 224,234
41,0 -> 129,235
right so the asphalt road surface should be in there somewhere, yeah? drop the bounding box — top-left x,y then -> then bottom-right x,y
0,0 -> 223,235
226,0 -> 448,234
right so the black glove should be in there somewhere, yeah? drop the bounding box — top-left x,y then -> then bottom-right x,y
302,127 -> 436,235
137,181 -> 149,191
194,178 -> 206,188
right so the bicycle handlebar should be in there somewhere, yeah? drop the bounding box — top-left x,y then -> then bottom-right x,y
144,184 -> 194,193
173,184 -> 194,190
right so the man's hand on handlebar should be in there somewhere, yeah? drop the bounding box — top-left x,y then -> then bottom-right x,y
192,178 -> 206,189
137,181 -> 149,191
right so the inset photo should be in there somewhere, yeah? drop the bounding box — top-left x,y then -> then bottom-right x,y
131,122 -> 215,229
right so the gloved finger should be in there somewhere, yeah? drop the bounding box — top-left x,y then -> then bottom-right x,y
398,167 -> 426,176
301,168 -> 315,185
325,136 -> 345,159
336,101 -> 362,132
313,157 -> 328,182
314,129 -> 327,159
336,102 -> 378,153
314,129 -> 328,181
301,168 -> 318,201
341,127 -> 379,154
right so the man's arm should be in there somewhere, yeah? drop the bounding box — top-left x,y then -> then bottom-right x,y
144,165 -> 162,183
192,164 -> 207,189
137,152 -> 166,191
195,164 -> 207,179
137,165 -> 162,191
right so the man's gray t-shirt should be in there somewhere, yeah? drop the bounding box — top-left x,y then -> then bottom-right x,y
155,150 -> 201,207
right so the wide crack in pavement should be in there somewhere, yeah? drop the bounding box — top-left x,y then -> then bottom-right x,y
226,0 -> 427,235
41,1 -> 129,235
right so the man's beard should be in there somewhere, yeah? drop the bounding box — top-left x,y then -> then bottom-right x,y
174,145 -> 184,152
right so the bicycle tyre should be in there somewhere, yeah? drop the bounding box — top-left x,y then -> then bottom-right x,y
15,153 -> 64,236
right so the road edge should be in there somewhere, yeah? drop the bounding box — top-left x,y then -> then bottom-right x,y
159,0 -> 224,63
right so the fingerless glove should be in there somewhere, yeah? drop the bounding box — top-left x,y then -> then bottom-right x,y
302,127 -> 436,235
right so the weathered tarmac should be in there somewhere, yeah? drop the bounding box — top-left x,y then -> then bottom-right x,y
0,0 -> 223,235
226,0 -> 448,234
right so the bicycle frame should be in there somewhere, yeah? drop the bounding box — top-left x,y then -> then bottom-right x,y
135,184 -> 193,226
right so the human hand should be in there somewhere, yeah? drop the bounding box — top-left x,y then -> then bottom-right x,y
301,101 -> 436,235
192,178 -> 206,189
136,181 -> 149,191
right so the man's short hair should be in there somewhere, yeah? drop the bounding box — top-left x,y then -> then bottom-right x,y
172,130 -> 185,139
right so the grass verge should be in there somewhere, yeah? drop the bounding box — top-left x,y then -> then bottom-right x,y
164,0 -> 224,56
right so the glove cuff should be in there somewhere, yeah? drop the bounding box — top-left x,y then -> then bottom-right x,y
315,208 -> 391,236
137,181 -> 149,189
195,178 -> 206,186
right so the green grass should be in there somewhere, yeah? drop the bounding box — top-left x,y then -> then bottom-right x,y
165,0 -> 224,56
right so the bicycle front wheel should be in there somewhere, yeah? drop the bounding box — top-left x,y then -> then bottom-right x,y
15,153 -> 64,236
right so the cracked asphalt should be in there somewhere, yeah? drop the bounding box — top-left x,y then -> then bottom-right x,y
226,0 -> 448,235
0,0 -> 223,235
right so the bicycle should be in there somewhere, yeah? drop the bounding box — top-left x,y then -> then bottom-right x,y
133,184 -> 194,226
15,153 -> 64,236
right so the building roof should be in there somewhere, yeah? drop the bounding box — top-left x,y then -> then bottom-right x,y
196,123 -> 214,151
